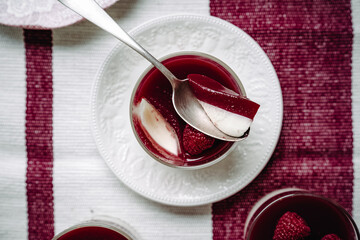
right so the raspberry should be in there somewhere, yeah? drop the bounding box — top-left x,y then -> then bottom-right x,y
321,234 -> 341,240
182,124 -> 215,155
273,211 -> 311,240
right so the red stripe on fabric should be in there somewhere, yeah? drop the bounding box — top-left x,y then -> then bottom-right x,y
24,29 -> 54,240
210,1 -> 353,239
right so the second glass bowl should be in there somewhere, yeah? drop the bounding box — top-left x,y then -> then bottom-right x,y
245,188 -> 359,240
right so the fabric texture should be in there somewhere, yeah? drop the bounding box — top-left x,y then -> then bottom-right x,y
210,0 -> 354,239
0,0 -> 359,240
24,29 -> 54,240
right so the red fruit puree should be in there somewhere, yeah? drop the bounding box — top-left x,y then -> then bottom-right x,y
132,55 -> 240,167
57,226 -> 129,240
246,191 -> 359,240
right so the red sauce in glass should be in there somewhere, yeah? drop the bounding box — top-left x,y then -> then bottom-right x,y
132,55 -> 240,166
57,226 -> 129,240
247,193 -> 359,239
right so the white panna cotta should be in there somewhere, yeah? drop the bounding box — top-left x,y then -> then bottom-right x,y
132,98 -> 181,157
188,74 -> 260,137
198,100 -> 253,137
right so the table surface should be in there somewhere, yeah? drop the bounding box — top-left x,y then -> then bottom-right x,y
0,0 -> 359,240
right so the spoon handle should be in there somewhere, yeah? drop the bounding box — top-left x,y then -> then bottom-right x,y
58,0 -> 178,85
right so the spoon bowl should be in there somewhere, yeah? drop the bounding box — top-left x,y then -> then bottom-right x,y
171,73 -> 242,142
59,0 -> 245,141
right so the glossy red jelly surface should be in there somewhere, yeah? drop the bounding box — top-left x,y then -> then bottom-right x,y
57,226 -> 129,240
247,193 -> 359,240
188,74 -> 260,119
132,55 -> 240,166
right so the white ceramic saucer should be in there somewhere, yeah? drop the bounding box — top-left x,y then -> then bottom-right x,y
0,0 -> 118,29
91,14 -> 283,206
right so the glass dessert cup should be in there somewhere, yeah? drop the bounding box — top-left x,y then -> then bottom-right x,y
130,51 -> 247,169
52,216 -> 139,240
244,188 -> 360,240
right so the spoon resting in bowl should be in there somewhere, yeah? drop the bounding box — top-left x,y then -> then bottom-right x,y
58,0 -> 255,141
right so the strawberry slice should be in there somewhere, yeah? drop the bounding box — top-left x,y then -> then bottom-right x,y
273,211 -> 311,240
188,74 -> 260,137
182,124 -> 215,155
321,234 -> 341,240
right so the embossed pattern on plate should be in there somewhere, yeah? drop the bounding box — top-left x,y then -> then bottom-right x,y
91,14 -> 283,206
0,0 -> 117,29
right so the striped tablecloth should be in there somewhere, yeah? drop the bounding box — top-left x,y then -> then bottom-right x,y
0,0 -> 359,239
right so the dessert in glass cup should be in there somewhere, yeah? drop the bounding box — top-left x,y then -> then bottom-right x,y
245,188 -> 359,240
52,217 -> 139,240
130,52 -> 260,169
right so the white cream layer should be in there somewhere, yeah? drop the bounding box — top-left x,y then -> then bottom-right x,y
199,100 -> 252,137
133,98 -> 180,156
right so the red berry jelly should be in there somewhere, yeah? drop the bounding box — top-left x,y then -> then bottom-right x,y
245,189 -> 359,240
132,54 -> 243,167
56,226 -> 130,240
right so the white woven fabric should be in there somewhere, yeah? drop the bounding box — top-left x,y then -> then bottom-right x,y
0,26 -> 27,240
51,1 -> 211,240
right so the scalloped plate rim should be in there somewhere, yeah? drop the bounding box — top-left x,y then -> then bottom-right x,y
91,14 -> 283,206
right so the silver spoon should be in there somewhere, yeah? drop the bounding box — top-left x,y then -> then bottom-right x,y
59,0 -> 243,141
